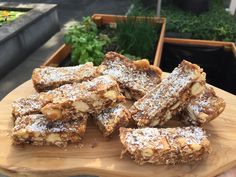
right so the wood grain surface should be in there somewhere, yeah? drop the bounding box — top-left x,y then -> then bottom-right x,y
0,79 -> 236,177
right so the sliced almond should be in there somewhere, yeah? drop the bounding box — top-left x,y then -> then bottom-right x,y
150,119 -> 160,127
41,106 -> 62,120
190,143 -> 201,151
170,101 -> 181,110
104,90 -> 117,100
73,101 -> 89,112
198,112 -> 209,123
177,137 -> 186,147
17,129 -> 29,139
191,82 -> 204,96
142,148 -> 153,157
165,111 -> 172,121
46,133 -> 61,143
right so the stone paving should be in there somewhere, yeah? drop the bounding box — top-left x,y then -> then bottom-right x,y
0,0 -> 131,100
0,1 -> 131,176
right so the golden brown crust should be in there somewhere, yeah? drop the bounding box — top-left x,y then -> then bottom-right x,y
119,127 -> 211,165
99,52 -> 162,100
93,104 -> 131,137
130,60 -> 206,127
40,75 -> 125,121
12,114 -> 88,147
32,63 -> 98,92
181,86 -> 226,126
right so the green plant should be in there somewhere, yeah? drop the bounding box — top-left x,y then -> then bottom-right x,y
131,0 -> 236,42
0,10 -> 25,27
115,17 -> 160,60
64,17 -> 111,65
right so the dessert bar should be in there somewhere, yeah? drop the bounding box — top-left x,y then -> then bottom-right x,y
98,52 -> 162,100
41,75 -> 125,121
130,60 -> 206,127
181,86 -> 226,126
119,127 -> 211,165
94,104 -> 131,137
12,114 -> 87,147
32,62 -> 98,92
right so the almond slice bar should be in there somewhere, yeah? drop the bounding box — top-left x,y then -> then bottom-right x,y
12,114 -> 88,147
32,62 -> 98,92
41,75 -> 125,121
119,127 -> 211,165
94,104 -> 131,137
98,52 -> 162,100
181,86 -> 226,126
130,60 -> 206,127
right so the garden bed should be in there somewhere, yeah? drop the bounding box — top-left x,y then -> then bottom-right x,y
0,2 -> 60,78
160,37 -> 236,94
42,14 -> 166,67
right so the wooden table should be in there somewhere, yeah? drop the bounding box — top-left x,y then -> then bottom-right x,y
0,80 -> 236,177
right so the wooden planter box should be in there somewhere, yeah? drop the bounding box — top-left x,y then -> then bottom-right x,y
42,14 -> 166,67
161,37 -> 236,94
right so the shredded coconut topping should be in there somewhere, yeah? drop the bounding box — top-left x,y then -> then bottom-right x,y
123,127 -> 206,151
132,61 -> 202,120
13,114 -> 86,133
34,62 -> 96,84
102,56 -> 161,95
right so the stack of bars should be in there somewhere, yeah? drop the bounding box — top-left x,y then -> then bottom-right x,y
11,52 -> 225,165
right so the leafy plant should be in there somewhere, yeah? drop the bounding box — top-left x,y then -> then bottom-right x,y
0,10 -> 25,27
64,17 -> 111,65
115,16 -> 161,60
131,0 -> 236,42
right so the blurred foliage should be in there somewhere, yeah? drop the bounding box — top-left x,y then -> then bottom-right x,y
131,0 -> 236,42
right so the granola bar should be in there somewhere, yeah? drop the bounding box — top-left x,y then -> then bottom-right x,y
130,60 -> 206,127
98,52 -> 162,100
119,127 -> 211,165
12,114 -> 87,147
41,75 -> 125,121
181,86 -> 226,126
94,104 -> 131,137
32,62 -> 98,92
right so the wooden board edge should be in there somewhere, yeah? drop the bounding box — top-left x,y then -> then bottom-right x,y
164,37 -> 236,58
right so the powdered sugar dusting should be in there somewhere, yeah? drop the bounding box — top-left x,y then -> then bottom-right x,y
35,62 -> 96,84
123,127 -> 207,151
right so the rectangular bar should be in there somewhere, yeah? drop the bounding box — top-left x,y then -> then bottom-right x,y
41,75 -> 125,121
12,114 -> 88,147
181,86 -> 226,126
98,52 -> 162,100
12,89 -> 62,118
32,62 -> 98,92
130,60 -> 206,127
93,104 -> 131,137
119,127 -> 211,165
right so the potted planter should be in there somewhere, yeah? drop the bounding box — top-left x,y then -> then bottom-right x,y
42,14 -> 166,67
160,37 -> 236,95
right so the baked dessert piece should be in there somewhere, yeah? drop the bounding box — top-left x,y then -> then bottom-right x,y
32,62 -> 98,92
130,60 -> 206,127
119,127 -> 211,165
181,86 -> 226,126
11,88 -> 63,119
41,75 -> 125,121
98,52 -> 162,100
94,104 -> 131,137
12,114 -> 88,147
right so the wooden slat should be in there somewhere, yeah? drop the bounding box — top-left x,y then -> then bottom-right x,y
41,44 -> 71,67
164,37 -> 236,58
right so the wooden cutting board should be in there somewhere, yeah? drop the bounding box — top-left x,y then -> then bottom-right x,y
0,79 -> 236,177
